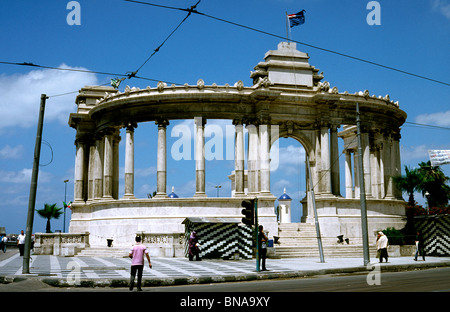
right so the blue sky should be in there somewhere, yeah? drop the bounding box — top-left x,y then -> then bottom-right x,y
0,0 -> 449,234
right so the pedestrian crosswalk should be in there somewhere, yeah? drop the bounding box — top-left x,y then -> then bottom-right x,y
0,253 -> 295,280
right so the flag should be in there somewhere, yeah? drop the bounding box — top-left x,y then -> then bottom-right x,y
288,10 -> 306,28
428,150 -> 450,166
110,78 -> 123,89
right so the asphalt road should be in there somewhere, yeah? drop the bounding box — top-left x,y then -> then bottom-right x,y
143,267 -> 450,292
2,265 -> 449,293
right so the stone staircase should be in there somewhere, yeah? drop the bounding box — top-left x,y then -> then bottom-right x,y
272,223 -> 377,258
76,247 -> 130,258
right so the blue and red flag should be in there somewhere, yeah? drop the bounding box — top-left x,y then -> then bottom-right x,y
288,10 -> 306,28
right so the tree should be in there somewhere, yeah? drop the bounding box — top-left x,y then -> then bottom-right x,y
36,203 -> 63,233
417,161 -> 450,208
393,166 -> 421,206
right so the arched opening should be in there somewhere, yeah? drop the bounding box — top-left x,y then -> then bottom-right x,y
270,137 -> 307,223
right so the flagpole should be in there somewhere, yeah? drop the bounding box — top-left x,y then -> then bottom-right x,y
285,12 -> 290,42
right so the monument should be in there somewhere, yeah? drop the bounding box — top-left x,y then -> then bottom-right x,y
66,42 -> 407,256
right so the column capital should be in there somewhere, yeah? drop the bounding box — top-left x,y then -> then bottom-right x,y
155,118 -> 170,128
194,116 -> 206,127
232,118 -> 244,126
125,121 -> 138,131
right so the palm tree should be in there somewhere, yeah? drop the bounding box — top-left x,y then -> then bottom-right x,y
36,203 -> 64,233
393,166 -> 421,206
417,161 -> 450,208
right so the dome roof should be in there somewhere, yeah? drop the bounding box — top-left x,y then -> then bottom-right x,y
168,186 -> 179,198
278,188 -> 292,200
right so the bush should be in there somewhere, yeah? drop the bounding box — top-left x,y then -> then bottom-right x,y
381,227 -> 405,245
405,204 -> 450,216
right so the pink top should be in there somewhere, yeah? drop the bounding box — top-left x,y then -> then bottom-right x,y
129,243 -> 149,266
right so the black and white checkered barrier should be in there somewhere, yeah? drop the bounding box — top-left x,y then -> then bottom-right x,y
415,214 -> 450,256
183,218 -> 253,260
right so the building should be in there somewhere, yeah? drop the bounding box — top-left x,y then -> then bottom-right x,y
67,42 -> 407,255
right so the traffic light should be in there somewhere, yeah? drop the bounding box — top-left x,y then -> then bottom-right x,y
241,199 -> 255,226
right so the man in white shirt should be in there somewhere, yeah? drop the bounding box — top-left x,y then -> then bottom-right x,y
376,232 -> 389,263
17,230 -> 26,256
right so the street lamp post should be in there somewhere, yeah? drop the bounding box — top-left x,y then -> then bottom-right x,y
64,179 -> 69,232
215,185 -> 221,197
425,191 -> 430,215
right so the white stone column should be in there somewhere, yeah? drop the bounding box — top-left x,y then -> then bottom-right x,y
330,125 -> 340,196
124,123 -> 136,199
194,117 -> 207,197
353,150 -> 360,198
371,147 -> 380,199
392,131 -> 402,199
361,132 -> 372,198
320,126 -> 332,195
103,130 -> 114,199
74,138 -> 85,202
345,150 -> 353,198
379,144 -> 386,199
259,124 -> 271,195
94,136 -> 104,200
247,123 -> 259,195
384,133 -> 394,199
234,120 -> 245,196
155,119 -> 169,198
113,131 -> 120,200
87,143 -> 95,201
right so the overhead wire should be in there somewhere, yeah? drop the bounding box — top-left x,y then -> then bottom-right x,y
0,1 -> 200,96
122,0 -> 450,87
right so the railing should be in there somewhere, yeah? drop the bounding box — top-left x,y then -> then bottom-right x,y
135,232 -> 185,257
34,232 -> 90,256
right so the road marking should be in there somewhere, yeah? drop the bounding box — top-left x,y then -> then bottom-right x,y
50,256 -> 62,277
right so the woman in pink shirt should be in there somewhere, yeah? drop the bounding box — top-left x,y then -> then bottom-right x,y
128,236 -> 152,291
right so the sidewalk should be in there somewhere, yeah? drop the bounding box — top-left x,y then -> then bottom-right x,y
1,249 -> 450,289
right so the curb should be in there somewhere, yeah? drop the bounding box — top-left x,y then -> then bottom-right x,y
2,260 -> 450,288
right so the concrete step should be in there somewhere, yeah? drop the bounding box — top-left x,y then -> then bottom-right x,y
272,245 -> 378,258
76,247 -> 129,258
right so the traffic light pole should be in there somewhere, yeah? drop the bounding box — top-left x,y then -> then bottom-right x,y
254,198 -> 259,272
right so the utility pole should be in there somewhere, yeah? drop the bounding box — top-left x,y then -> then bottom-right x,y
356,102 -> 370,266
23,94 -> 47,274
306,154 -> 325,263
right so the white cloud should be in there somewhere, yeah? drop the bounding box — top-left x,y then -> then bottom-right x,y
415,110 -> 450,127
0,64 -> 98,132
0,144 -> 24,159
432,0 -> 450,19
400,144 -> 430,163
0,168 -> 51,183
135,166 -> 157,177
271,144 -> 305,174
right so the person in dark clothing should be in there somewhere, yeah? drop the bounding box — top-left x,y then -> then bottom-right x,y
414,231 -> 426,261
188,231 -> 201,261
258,225 -> 269,271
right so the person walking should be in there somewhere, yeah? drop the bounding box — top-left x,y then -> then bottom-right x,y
0,234 -> 4,253
376,231 -> 389,263
17,230 -> 26,256
2,235 -> 7,253
128,236 -> 152,291
258,225 -> 269,271
188,231 -> 201,261
414,231 -> 426,261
